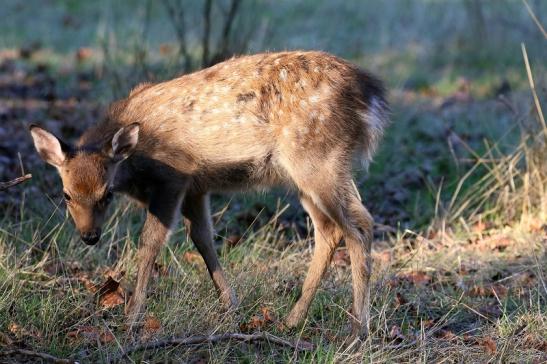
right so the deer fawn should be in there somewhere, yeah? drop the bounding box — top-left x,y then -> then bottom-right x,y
30,51 -> 388,337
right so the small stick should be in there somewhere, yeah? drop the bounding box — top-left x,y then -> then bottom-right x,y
1,348 -> 77,364
0,174 -> 32,191
114,332 -> 313,362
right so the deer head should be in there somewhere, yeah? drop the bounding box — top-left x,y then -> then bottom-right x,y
29,123 -> 139,245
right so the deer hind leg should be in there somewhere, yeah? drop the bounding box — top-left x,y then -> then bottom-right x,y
182,193 -> 238,310
284,162 -> 373,337
285,194 -> 343,328
344,193 -> 373,338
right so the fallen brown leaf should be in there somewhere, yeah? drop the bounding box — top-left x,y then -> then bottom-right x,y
8,323 -> 41,339
67,325 -> 114,344
468,284 -> 508,298
479,336 -> 497,354
143,315 -> 161,333
475,234 -> 513,252
76,272 -> 96,293
261,307 -> 276,323
523,334 -> 547,352
141,315 -> 162,341
239,307 -> 276,332
95,274 -> 125,308
435,329 -> 458,341
398,271 -> 431,286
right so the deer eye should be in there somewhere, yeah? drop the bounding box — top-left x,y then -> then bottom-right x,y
63,192 -> 71,202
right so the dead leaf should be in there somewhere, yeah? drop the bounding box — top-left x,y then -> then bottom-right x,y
67,325 -> 114,344
8,322 -> 41,339
523,334 -> 547,352
398,271 -> 431,286
435,329 -> 457,341
143,315 -> 161,333
479,337 -> 497,354
261,307 -> 275,323
476,234 -> 513,252
77,272 -> 96,293
468,284 -> 508,298
183,251 -> 204,265
140,315 -> 162,341
488,236 -> 513,251
333,249 -> 350,267
239,307 -> 276,332
95,274 -> 125,308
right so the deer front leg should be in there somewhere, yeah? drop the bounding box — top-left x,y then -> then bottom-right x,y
126,186 -> 183,328
182,193 -> 238,310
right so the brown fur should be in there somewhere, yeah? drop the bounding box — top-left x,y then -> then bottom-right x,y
30,51 -> 389,337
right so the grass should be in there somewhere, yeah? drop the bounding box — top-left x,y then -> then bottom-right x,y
1,0 -> 546,362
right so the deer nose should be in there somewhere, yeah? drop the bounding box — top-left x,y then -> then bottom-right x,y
81,229 -> 101,245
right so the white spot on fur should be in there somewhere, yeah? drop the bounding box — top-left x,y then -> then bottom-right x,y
282,127 -> 290,137
279,68 -> 288,81
309,94 -> 320,103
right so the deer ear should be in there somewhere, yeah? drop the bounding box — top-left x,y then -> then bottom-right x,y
110,123 -> 139,162
29,125 -> 68,167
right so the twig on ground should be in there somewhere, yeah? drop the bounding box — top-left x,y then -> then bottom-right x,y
0,174 -> 32,191
1,348 -> 77,364
114,332 -> 313,361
